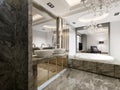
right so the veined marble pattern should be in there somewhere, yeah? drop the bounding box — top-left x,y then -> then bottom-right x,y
44,69 -> 120,90
0,0 -> 30,90
71,59 -> 120,78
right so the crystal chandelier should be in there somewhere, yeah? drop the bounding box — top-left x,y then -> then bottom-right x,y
81,0 -> 114,16
83,22 -> 102,33
80,0 -> 118,32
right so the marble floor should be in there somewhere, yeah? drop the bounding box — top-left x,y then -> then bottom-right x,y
44,69 -> 120,90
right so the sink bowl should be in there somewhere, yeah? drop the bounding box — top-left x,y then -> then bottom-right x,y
43,47 -> 55,49
54,48 -> 66,54
34,50 -> 54,58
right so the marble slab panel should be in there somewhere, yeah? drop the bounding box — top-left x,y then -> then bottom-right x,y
96,63 -> 114,77
115,65 -> 120,78
0,0 -> 32,90
83,61 -> 96,73
72,59 -> 84,70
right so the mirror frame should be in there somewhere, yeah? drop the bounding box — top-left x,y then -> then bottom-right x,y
75,22 -> 110,55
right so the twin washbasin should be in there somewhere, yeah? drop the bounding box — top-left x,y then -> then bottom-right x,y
34,49 -> 66,58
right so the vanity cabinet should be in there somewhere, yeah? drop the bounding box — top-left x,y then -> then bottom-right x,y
34,55 -> 68,86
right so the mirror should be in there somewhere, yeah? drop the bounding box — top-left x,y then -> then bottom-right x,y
32,3 -> 69,87
76,23 -> 110,54
32,4 -> 56,50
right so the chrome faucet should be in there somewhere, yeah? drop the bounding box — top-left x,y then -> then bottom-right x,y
41,43 -> 45,48
32,43 -> 36,48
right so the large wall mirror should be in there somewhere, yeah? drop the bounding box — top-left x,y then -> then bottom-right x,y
32,3 -> 69,87
76,23 -> 110,54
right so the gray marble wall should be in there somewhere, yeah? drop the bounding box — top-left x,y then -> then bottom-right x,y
0,0 -> 34,90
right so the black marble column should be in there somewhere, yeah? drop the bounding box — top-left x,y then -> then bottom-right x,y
0,0 -> 33,90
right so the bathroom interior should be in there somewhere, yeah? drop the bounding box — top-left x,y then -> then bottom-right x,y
32,3 -> 69,87
2,0 -> 120,90
32,0 -> 120,90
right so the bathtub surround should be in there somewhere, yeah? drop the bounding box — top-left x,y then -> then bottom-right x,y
0,0 -> 34,90
70,58 -> 120,78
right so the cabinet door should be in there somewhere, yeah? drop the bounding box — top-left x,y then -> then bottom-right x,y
48,57 -> 58,79
56,56 -> 67,72
37,60 -> 49,86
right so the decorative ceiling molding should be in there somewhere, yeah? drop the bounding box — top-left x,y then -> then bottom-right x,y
33,2 -> 57,19
32,19 -> 54,26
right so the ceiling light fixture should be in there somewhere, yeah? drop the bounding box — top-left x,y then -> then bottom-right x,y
78,0 -> 118,32
79,0 -> 115,22
81,0 -> 113,15
65,0 -> 81,6
33,14 -> 43,21
43,25 -> 56,29
47,2 -> 55,8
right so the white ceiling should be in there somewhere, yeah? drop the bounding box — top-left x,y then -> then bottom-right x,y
32,0 -> 120,30
32,6 -> 53,25
33,20 -> 56,32
33,0 -> 70,16
64,3 -> 120,27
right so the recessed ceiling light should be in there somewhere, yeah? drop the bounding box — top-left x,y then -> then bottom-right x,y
33,14 -> 43,21
43,25 -> 56,29
47,2 -> 55,8
65,0 -> 81,6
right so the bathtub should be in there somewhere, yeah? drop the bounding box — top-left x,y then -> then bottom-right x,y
74,53 -> 114,63
70,53 -> 120,78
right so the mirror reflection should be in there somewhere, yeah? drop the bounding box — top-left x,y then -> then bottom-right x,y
76,23 -> 110,54
32,4 -> 69,87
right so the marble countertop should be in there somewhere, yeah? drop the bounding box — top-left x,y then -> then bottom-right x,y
32,53 -> 67,65
69,55 -> 120,65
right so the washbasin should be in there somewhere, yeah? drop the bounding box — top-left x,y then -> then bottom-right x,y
42,47 -> 55,49
54,48 -> 66,54
34,50 -> 54,58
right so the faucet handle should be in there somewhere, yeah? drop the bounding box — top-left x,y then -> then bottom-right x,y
47,44 -> 50,47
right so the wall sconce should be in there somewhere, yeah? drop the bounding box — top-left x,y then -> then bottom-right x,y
99,41 -> 104,44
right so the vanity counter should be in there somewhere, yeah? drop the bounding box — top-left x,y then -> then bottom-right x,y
32,54 -> 68,65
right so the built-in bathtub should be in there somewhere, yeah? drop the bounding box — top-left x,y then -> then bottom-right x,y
69,53 -> 120,79
75,53 -> 114,63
